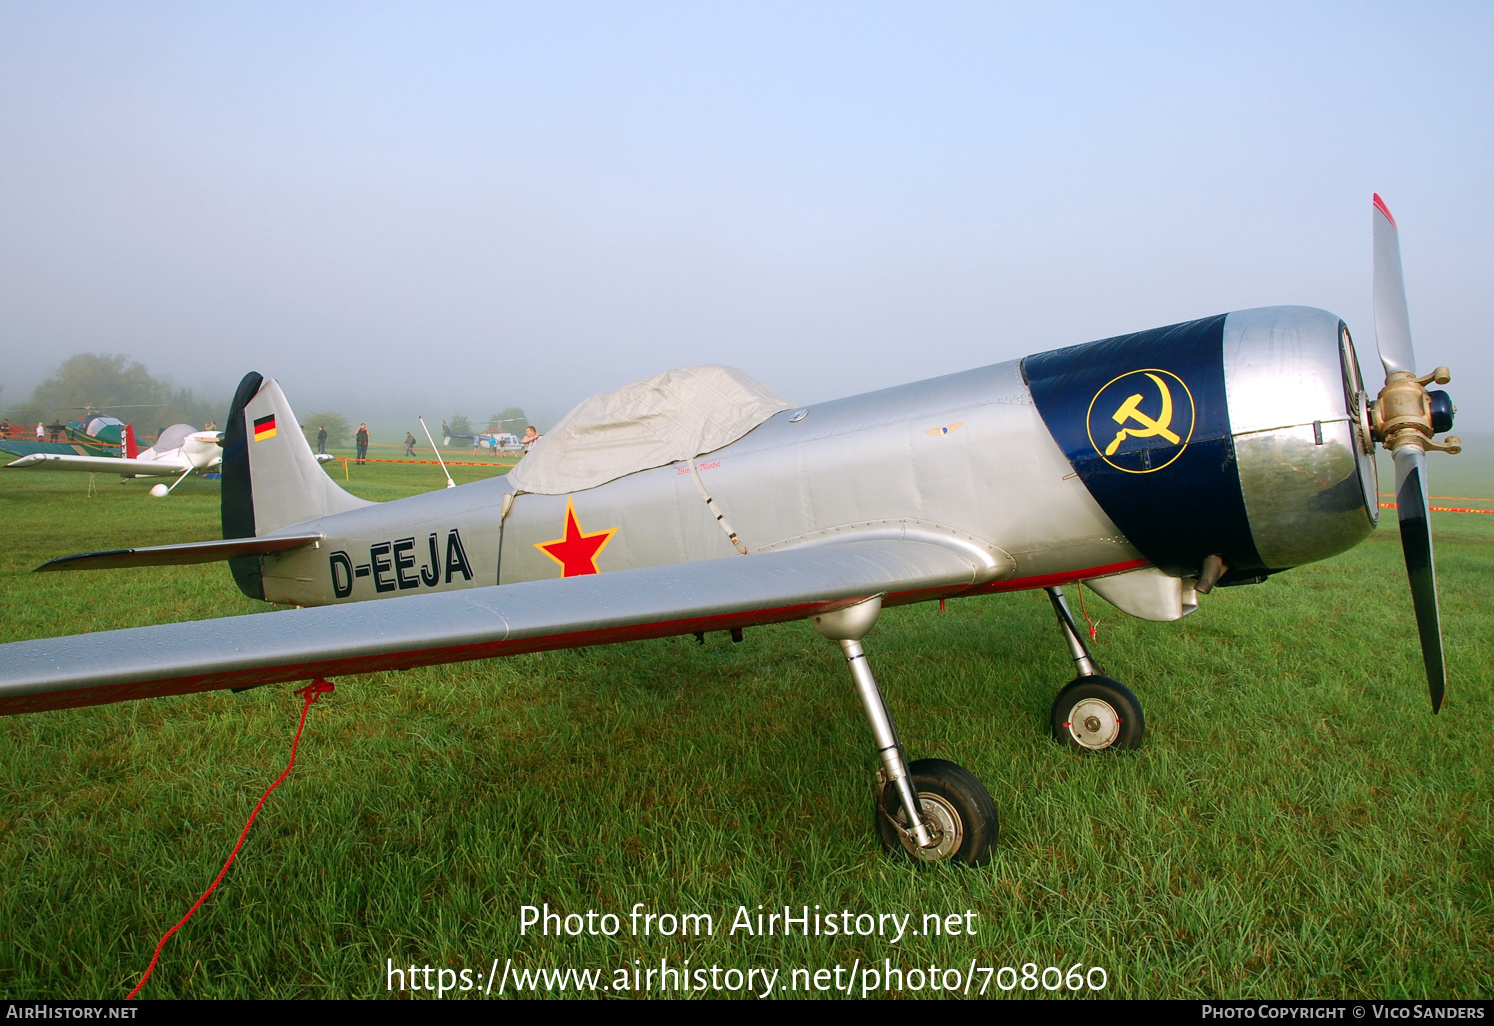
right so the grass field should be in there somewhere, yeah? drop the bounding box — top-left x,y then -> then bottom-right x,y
0,443 -> 1490,999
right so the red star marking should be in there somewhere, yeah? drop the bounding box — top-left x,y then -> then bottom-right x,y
535,498 -> 618,577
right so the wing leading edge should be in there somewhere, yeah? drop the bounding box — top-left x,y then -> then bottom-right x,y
0,538 -> 992,716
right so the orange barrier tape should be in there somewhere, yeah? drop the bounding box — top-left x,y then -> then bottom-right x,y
336,457 -> 519,468
1379,493 -> 1494,504
365,440 -> 520,450
1379,502 -> 1494,515
1,434 -> 120,449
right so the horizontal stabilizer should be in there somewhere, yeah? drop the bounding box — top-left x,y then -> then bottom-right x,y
1,538 -> 984,714
5,453 -> 190,477
35,534 -> 324,573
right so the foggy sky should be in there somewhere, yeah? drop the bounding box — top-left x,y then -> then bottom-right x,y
2,3 -> 1490,430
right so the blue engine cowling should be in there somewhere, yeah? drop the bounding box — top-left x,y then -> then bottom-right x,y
1024,306 -> 1378,585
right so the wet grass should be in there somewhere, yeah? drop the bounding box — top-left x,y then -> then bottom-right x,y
0,446 -> 1490,999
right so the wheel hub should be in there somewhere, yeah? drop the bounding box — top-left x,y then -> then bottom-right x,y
893,793 -> 963,862
1065,698 -> 1121,750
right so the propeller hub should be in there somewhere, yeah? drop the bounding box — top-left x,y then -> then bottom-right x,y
1370,368 -> 1461,455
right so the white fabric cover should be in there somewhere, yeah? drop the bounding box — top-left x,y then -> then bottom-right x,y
506,366 -> 792,495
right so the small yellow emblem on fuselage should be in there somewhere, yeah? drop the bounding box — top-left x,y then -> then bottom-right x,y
1085,369 -> 1194,473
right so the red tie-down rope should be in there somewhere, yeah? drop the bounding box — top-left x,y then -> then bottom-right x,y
1077,582 -> 1098,641
126,679 -> 335,999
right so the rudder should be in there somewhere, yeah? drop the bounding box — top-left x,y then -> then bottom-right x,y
222,372 -> 372,599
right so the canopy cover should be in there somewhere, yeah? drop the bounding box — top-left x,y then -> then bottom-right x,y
506,366 -> 792,495
152,423 -> 198,453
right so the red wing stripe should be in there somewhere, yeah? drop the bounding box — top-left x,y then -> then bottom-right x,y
964,558 -> 1151,595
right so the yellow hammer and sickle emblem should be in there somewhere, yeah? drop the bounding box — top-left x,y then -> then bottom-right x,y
1103,373 -> 1181,456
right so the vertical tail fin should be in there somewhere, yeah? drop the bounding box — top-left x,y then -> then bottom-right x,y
222,373 -> 372,599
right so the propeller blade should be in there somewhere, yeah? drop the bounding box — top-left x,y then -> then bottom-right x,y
1392,445 -> 1445,712
1373,194 -> 1416,377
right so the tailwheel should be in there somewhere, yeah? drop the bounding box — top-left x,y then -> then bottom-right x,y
876,759 -> 999,867
1051,675 -> 1145,753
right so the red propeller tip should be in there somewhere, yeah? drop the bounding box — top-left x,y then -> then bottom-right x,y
1373,193 -> 1397,229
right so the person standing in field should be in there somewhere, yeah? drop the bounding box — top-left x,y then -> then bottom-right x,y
404,432 -> 417,457
317,425 -> 328,454
521,425 -> 540,451
36,422 -> 44,439
355,423 -> 369,465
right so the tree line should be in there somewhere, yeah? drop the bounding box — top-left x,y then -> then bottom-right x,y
2,354 -> 220,440
2,353 -> 531,449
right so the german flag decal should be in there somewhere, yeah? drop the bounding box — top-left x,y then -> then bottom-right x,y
253,414 -> 277,442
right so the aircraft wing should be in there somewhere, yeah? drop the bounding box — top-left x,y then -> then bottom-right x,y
4,453 -> 191,477
0,538 -> 988,716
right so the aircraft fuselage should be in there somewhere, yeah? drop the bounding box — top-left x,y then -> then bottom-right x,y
250,305 -> 1378,622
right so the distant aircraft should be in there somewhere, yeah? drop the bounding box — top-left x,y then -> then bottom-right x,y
470,432 -> 523,453
444,417 -> 525,453
0,196 -> 1461,868
4,423 -> 225,496
0,407 -> 138,461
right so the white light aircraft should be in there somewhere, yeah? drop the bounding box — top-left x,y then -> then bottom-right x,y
4,423 -> 225,496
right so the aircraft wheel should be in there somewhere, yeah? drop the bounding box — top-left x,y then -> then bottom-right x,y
1051,675 -> 1144,753
877,759 -> 998,868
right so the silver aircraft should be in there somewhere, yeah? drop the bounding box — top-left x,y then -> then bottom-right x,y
0,196 -> 1461,867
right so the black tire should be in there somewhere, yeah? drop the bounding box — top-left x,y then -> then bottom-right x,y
876,759 -> 999,867
1050,675 -> 1145,753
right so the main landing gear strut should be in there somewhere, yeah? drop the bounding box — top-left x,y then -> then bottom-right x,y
1044,586 -> 1145,753
813,596 -> 999,867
